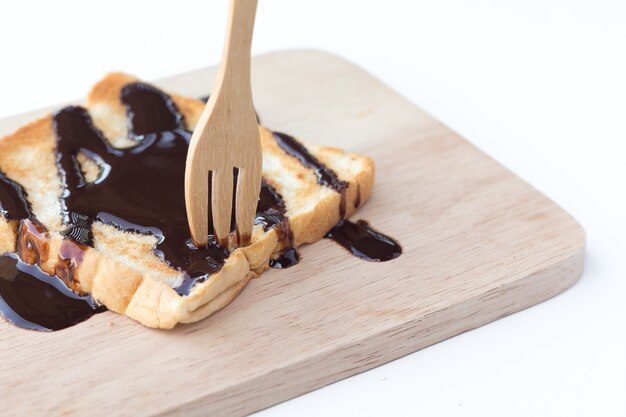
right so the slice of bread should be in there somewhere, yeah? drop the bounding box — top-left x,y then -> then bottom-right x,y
0,73 -> 374,329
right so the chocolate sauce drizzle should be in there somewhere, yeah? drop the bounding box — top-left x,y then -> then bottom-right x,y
53,83 -> 229,295
272,132 -> 348,217
0,173 -> 103,331
256,180 -> 288,236
270,131 -> 403,265
268,247 -> 299,269
0,171 -> 31,220
0,82 -> 402,332
53,83 -> 288,294
0,84 -> 290,330
325,219 -> 402,262
255,180 -> 297,268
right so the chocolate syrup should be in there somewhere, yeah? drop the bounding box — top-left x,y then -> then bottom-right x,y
0,82 -> 401,333
53,83 -> 278,295
269,247 -> 299,269
1,171 -> 104,331
270,132 -> 402,264
255,180 -> 289,238
0,171 -> 31,220
0,253 -> 102,331
53,83 -> 229,295
325,219 -> 402,262
272,131 -> 348,216
256,180 -> 297,267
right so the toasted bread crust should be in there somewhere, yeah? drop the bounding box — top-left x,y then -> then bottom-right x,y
0,72 -> 375,329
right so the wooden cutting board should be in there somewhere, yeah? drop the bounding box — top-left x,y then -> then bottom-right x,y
0,50 -> 585,417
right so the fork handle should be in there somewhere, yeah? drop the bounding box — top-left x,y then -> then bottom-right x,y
217,0 -> 258,93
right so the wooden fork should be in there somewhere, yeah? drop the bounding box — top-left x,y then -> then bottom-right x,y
185,0 -> 262,248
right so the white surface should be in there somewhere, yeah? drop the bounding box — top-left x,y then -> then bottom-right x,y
1,1 -> 625,415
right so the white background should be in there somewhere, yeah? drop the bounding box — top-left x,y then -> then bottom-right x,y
1,1 -> 625,415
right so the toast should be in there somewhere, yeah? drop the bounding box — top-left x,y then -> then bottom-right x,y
0,73 -> 374,329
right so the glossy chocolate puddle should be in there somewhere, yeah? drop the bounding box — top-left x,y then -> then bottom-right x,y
325,219 -> 402,262
0,252 -> 103,331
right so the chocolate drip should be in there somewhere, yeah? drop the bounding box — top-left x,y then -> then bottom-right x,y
272,131 -> 347,193
0,171 -> 32,220
123,83 -> 183,137
269,247 -> 299,269
255,180 -> 299,266
53,83 -> 228,295
0,252 -> 102,331
257,180 -> 286,215
0,175 -> 104,331
272,131 -> 348,217
256,180 -> 288,235
325,220 -> 402,262
271,132 -> 401,263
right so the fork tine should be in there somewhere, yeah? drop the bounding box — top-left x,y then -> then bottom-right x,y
185,167 -> 209,247
211,168 -> 234,247
235,164 -> 262,246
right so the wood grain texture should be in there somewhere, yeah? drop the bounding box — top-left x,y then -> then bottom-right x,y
0,50 -> 585,417
185,0 -> 261,247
